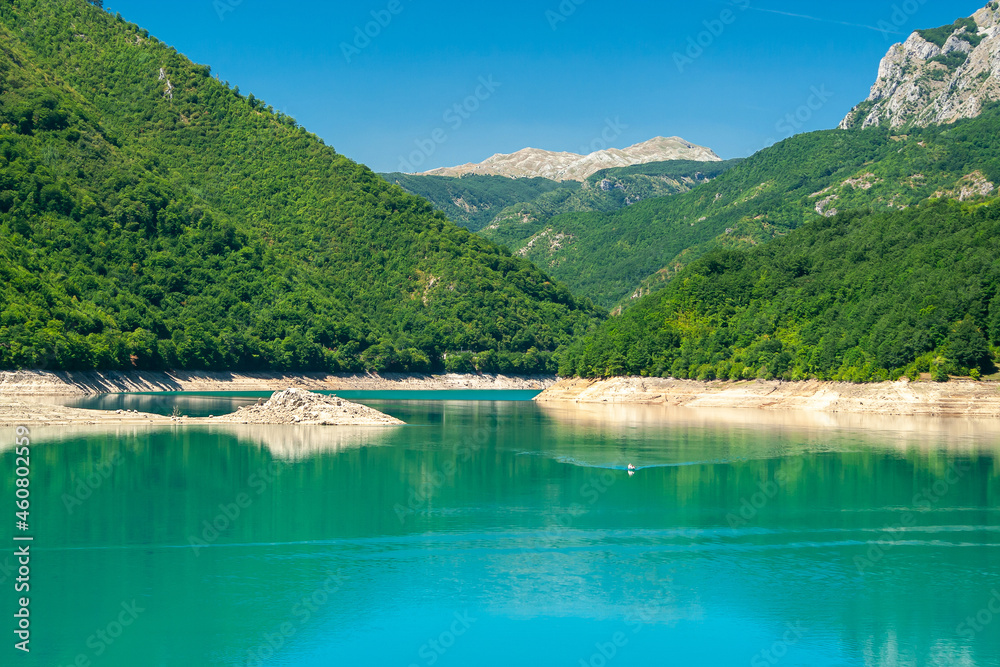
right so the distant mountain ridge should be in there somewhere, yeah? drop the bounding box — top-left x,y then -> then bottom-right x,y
478,106 -> 1000,309
417,137 -> 721,181
385,159 -> 738,233
841,3 -> 1000,129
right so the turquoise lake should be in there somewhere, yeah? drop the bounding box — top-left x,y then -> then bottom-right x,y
2,392 -> 999,666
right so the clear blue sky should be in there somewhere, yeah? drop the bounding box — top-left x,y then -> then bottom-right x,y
106,0 -> 983,172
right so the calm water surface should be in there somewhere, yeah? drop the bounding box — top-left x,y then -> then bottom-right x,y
1,393 -> 998,666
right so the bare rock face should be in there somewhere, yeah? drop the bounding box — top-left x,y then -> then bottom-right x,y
841,4 -> 1000,130
418,137 -> 721,182
212,388 -> 404,426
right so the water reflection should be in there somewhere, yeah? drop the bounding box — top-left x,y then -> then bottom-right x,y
46,392 -> 265,418
537,401 -> 1000,461
43,390 -> 540,418
1,397 -> 998,666
208,424 -> 401,460
20,422 -> 402,461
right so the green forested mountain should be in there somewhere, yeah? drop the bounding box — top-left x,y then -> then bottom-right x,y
385,159 -> 736,234
0,0 -> 601,373
480,159 -> 739,238
379,172 -> 573,232
560,198 -> 1000,382
486,109 -> 1000,309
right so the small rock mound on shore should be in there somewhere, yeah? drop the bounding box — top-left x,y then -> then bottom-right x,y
212,388 -> 404,426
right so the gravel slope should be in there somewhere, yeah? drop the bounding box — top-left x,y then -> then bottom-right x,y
212,389 -> 404,425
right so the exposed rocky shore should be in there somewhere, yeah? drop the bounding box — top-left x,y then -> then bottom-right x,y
0,389 -> 403,427
536,377 -> 1000,417
0,370 -> 555,396
212,388 -> 403,426
0,399 -> 173,426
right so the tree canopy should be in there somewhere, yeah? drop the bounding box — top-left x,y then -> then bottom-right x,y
560,199 -> 1000,382
479,107 -> 1000,309
0,0 -> 601,374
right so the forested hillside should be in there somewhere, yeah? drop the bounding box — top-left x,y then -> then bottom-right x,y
559,198 -> 1000,382
0,0 -> 600,374
380,172 -> 572,232
386,159 -> 737,234
480,159 -> 739,240
488,109 -> 1000,309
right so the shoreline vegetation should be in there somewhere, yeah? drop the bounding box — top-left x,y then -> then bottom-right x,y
536,377 -> 1000,417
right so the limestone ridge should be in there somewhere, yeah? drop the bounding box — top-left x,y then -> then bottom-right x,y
418,137 -> 722,182
841,3 -> 1000,129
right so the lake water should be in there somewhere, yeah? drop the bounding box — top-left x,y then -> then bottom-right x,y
2,392 -> 999,666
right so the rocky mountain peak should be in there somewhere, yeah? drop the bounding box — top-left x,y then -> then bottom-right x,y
417,137 -> 721,181
840,3 -> 1000,130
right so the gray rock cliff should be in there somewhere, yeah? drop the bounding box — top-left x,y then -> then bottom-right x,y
841,4 -> 1000,129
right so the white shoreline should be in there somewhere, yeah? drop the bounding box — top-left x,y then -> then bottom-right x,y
535,377 -> 1000,417
0,370 -> 556,396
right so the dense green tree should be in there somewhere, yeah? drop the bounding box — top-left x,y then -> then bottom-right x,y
0,0 -> 602,373
386,160 -> 740,234
480,106 -> 1000,309
947,318 -> 991,370
559,199 -> 1000,382
988,293 -> 1000,345
381,173 -> 574,232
